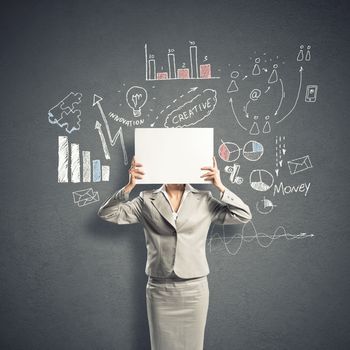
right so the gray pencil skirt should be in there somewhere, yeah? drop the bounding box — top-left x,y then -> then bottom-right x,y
146,275 -> 209,350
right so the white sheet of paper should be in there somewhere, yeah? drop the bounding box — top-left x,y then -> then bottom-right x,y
135,128 -> 214,184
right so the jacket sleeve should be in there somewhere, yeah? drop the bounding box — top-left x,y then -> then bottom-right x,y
97,187 -> 144,224
208,187 -> 252,225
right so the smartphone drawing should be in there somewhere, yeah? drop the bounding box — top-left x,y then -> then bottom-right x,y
305,85 -> 318,102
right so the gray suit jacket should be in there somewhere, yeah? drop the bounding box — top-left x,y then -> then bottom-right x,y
97,185 -> 252,278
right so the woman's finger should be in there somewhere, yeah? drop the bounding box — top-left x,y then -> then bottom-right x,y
200,171 -> 214,178
201,166 -> 214,171
133,169 -> 145,175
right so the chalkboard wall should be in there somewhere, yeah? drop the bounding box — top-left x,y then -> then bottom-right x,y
1,0 -> 349,349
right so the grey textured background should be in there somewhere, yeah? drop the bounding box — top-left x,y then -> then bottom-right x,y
1,0 -> 349,349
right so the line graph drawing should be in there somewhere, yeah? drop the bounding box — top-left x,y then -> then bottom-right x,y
93,94 -> 128,165
207,221 -> 314,255
95,121 -> 110,160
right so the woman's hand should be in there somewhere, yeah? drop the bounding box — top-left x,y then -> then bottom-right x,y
200,156 -> 226,193
124,156 -> 145,193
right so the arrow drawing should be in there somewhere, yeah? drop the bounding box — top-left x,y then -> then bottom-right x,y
95,120 -> 110,160
229,97 -> 247,130
274,78 -> 285,116
276,66 -> 303,124
93,94 -> 128,165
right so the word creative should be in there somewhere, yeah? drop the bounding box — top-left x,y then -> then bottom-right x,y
164,89 -> 217,127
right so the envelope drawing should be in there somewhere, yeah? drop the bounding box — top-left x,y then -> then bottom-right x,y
287,155 -> 313,175
73,188 -> 100,207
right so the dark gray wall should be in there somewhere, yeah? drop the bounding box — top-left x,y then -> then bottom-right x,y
1,0 -> 349,349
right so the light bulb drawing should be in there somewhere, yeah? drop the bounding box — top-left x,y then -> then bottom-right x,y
126,86 -> 148,117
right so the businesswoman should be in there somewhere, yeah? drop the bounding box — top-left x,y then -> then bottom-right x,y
98,156 -> 252,350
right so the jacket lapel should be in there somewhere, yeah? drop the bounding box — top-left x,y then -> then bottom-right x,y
149,186 -> 201,231
176,192 -> 201,230
150,192 -> 177,230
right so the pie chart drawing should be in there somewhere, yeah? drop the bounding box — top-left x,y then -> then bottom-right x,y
243,140 -> 264,161
218,142 -> 240,162
250,169 -> 274,191
256,197 -> 276,214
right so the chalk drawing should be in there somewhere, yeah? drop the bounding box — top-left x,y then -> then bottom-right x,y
95,121 -> 111,160
276,66 -> 303,124
93,94 -> 128,165
145,42 -> 220,81
82,151 -> 91,182
274,78 -> 285,115
249,116 -> 260,135
273,181 -> 311,197
71,143 -> 80,183
219,141 -> 240,162
219,140 -> 264,162
249,88 -> 262,101
229,48 -> 310,135
256,197 -> 277,214
249,169 -> 274,191
297,44 -> 311,62
297,45 -> 304,61
72,188 -> 100,207
150,87 -> 199,127
101,165 -> 110,181
305,85 -> 318,102
227,71 -> 239,93
126,86 -> 148,117
287,155 -> 313,175
275,135 -> 286,177
224,164 -> 243,184
243,140 -> 264,161
58,136 -> 110,183
262,115 -> 271,133
163,89 -> 217,128
252,57 -> 261,75
268,63 -> 279,84
208,221 -> 314,255
305,45 -> 311,61
48,92 -> 82,133
108,112 -> 145,127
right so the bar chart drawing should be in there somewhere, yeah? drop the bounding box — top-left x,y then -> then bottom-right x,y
144,43 -> 220,81
58,136 -> 110,183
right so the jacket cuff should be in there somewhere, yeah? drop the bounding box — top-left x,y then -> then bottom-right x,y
220,188 -> 242,205
115,187 -> 130,202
